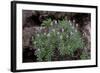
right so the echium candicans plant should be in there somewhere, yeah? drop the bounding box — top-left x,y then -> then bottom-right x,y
32,18 -> 85,61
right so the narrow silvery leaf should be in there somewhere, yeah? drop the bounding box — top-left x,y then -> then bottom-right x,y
50,22 -> 53,26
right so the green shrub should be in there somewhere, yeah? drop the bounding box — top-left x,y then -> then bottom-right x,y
80,51 -> 90,59
58,20 -> 84,56
41,18 -> 52,28
32,18 -> 85,61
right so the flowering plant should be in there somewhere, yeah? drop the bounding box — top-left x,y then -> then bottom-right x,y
32,19 -> 85,61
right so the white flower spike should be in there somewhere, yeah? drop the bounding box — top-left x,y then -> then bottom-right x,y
70,32 -> 73,35
73,20 -> 75,23
52,29 -> 55,32
76,24 -> 78,27
44,33 -> 46,35
60,35 -> 63,39
34,41 -> 36,44
66,35 -> 68,38
57,32 -> 60,35
62,29 -> 64,32
47,33 -> 50,37
37,34 -> 39,37
75,29 -> 77,32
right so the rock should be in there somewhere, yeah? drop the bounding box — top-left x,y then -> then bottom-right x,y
23,47 -> 37,62
23,27 -> 35,49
